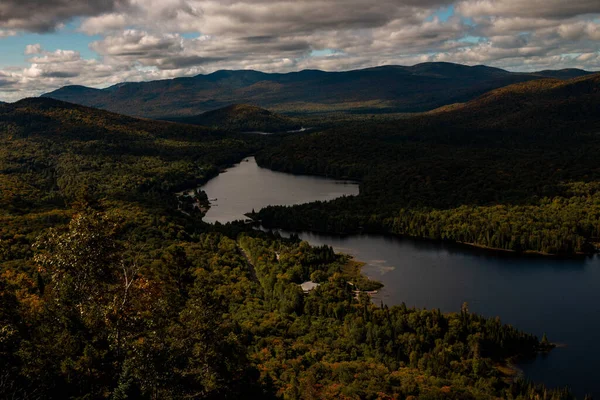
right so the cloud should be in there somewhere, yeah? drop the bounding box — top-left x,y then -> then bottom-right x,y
1,0 -> 599,101
79,13 -> 129,35
558,21 -> 600,40
77,0 -> 457,35
456,0 -> 600,19
0,29 -> 18,38
24,44 -> 42,55
28,49 -> 83,64
0,0 -> 130,33
89,30 -> 314,70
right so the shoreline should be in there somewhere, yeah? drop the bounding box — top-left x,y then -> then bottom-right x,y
259,223 -> 596,260
180,155 -> 597,261
455,241 -> 594,259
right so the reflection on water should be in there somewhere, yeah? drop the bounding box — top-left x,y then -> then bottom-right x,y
199,157 -> 359,223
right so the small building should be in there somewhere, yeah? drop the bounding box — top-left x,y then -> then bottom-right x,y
300,281 -> 320,294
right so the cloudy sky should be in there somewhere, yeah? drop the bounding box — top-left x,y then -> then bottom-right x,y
0,0 -> 599,101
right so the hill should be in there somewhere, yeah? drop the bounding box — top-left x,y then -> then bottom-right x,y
532,68 -> 594,79
0,97 -> 262,215
427,73 -> 600,135
169,104 -> 302,132
41,62 -> 592,118
255,73 -> 600,255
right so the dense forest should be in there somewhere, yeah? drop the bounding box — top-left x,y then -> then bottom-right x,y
168,104 -> 302,133
0,98 -> 574,399
256,74 -> 600,255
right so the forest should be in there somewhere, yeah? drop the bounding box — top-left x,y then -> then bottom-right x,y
168,104 -> 302,133
255,74 -> 600,255
0,98 -> 575,399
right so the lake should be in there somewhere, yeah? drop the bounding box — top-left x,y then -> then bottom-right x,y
200,157 -> 600,398
199,157 -> 359,223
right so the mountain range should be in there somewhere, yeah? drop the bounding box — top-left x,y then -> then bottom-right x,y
41,62 -> 594,119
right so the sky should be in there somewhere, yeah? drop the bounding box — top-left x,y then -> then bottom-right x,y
0,0 -> 599,101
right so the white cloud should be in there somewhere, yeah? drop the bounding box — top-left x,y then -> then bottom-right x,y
24,43 -> 42,55
0,29 -> 18,38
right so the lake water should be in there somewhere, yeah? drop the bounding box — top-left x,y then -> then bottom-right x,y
199,157 -> 359,223
200,157 -> 600,398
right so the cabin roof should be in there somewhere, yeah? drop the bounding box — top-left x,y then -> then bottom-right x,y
300,281 -> 320,292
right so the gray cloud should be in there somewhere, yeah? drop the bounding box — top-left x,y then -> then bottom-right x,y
0,0 -> 130,32
41,71 -> 81,78
80,0 -> 453,35
457,0 -> 600,19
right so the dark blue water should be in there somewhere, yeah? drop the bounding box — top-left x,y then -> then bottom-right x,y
283,232 -> 600,399
201,158 -> 600,398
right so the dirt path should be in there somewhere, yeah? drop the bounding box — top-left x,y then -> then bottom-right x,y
236,244 -> 259,282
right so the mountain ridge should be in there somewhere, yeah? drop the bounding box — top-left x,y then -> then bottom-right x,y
42,62 -> 595,119
427,72 -> 600,132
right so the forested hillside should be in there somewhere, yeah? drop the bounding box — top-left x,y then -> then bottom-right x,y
256,74 -> 600,255
168,104 -> 302,132
41,63 -> 591,118
0,98 -> 571,399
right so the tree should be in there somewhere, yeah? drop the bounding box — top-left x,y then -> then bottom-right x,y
34,210 -> 122,317
31,209 -> 144,397
167,274 -> 259,399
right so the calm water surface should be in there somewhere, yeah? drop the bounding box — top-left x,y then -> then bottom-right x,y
201,158 -> 600,398
200,157 -> 359,223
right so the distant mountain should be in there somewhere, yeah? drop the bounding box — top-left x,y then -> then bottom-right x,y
40,85 -> 104,106
532,69 -> 594,80
168,104 -> 302,133
42,63 -> 593,119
